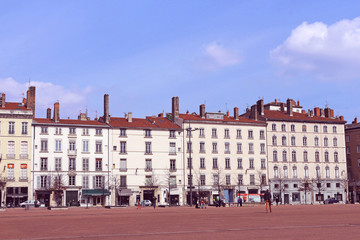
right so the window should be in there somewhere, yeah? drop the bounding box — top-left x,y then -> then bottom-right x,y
82,140 -> 89,152
40,176 -> 48,188
95,129 -> 102,135
120,159 -> 127,171
248,143 -> 254,154
20,164 -> 27,180
291,124 -> 295,132
145,159 -> 152,171
315,151 -> 320,162
334,152 -> 338,162
115,129 -> 125,138
200,158 -> 205,169
41,127 -> 48,134
304,166 -> 309,178
303,137 -> 307,146
41,140 -> 48,152
95,141 -> 102,153
41,158 -> 48,171
83,176 -> 89,188
212,142 -> 218,153
199,128 -> 205,137
22,122 -> 28,134
283,166 -> 288,178
55,127 -> 62,135
8,122 -> 15,134
7,164 -> 14,180
169,130 -> 175,138
236,129 -> 242,138
333,138 -> 338,147
282,150 -> 287,162
292,151 -> 297,162
145,129 -> 151,137
248,130 -> 253,139
55,158 -> 62,171
225,158 -> 230,169
273,150 -> 278,162
120,176 -> 127,187
314,125 -> 318,132
293,166 -> 297,178
261,159 -> 266,169
55,140 -> 62,152
303,151 -> 308,162
316,166 -> 321,178
69,128 -> 76,134
170,142 -> 176,154
83,158 -> 89,171
250,174 -> 255,185
272,136 -> 277,146
20,141 -> 28,158
212,128 -> 217,138
324,137 -> 328,147
302,125 -> 307,132
213,174 -> 219,185
282,136 -> 287,146
224,129 -> 230,138
333,126 -> 337,133
69,158 -> 76,171
69,176 -> 75,186
323,126 -> 328,133
81,128 -> 88,136
170,159 -> 176,170
347,147 -> 350,154
187,157 -> 192,169
335,167 -> 340,178
237,143 -> 242,154
95,176 -> 104,188
96,158 -> 102,171
120,141 -> 126,153
325,151 -> 329,162
281,124 -> 286,131
260,143 -> 265,154
274,166 -> 279,178
237,158 -> 243,169
225,142 -> 230,153
249,158 -> 254,169
226,175 -> 231,185
213,158 -> 218,169
200,175 -> 206,186
260,130 -> 265,139
199,142 -> 205,153
326,166 -> 330,178
272,124 -> 276,131
291,136 -> 296,146
238,174 -> 243,185
187,141 -> 192,153
69,141 -> 76,151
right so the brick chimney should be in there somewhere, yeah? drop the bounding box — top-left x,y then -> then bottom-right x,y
53,102 -> 60,123
26,86 -> 36,117
301,110 -> 306,114
257,99 -> 264,116
234,107 -> 239,120
297,100 -> 300,106
274,99 -> 277,104
314,107 -> 320,117
286,99 -> 293,116
46,108 -> 51,119
172,96 -> 179,122
226,110 -> 229,117
330,109 -> 334,118
250,105 -> 258,121
353,117 -> 358,124
280,103 -> 285,112
1,93 -> 5,108
158,113 -> 164,117
199,104 -> 205,118
104,94 -> 110,124
128,112 -> 132,122
324,108 -> 331,118
340,116 -> 344,121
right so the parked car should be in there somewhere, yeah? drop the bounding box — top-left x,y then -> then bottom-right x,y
135,200 -> 152,206
19,200 -> 40,208
324,198 -> 339,204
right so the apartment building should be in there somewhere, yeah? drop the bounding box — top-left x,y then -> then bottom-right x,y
243,99 -> 347,204
0,87 -> 35,207
170,97 -> 268,205
32,102 -> 110,207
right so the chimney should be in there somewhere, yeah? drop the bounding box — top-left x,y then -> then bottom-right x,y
309,110 -> 313,117
234,107 -> 239,120
274,99 -> 277,104
128,112 -> 132,122
1,93 -> 5,108
257,99 -> 264,115
314,107 -> 320,117
22,98 -> 26,106
104,94 -> 110,124
158,113 -> 163,117
301,110 -> 306,114
324,108 -> 330,118
53,102 -> 60,122
199,104 -> 205,118
280,103 -> 285,112
46,108 -> 51,119
353,117 -> 358,124
286,99 -> 293,116
171,96 -> 179,122
340,116 -> 344,121
320,108 -> 325,117
297,100 -> 300,106
330,109 -> 334,118
26,86 -> 36,117
226,110 -> 229,117
250,105 -> 258,121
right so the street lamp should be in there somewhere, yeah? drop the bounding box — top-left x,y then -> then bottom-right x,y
186,122 -> 198,207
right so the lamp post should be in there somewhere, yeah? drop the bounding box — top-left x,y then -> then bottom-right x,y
186,122 -> 198,207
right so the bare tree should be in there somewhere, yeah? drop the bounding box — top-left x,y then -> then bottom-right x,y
298,179 -> 313,205
256,170 -> 267,202
162,169 -> 177,205
51,172 -> 66,207
272,170 -> 286,204
212,168 -> 225,206
313,177 -> 326,204
0,176 -> 6,208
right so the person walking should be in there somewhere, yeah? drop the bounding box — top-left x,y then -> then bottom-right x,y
153,196 -> 157,209
264,190 -> 272,213
137,200 -> 141,210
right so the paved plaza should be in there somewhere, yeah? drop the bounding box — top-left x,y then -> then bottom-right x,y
1,204 -> 360,240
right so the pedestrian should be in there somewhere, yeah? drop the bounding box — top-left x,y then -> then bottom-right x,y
264,189 -> 272,213
239,197 -> 242,207
153,196 -> 157,209
200,199 -> 205,209
137,200 -> 141,210
237,197 -> 241,207
276,197 -> 279,206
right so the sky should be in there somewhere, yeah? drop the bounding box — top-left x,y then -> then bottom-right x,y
1,0 -> 360,122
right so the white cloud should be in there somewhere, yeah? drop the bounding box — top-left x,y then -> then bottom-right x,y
0,77 -> 92,117
270,17 -> 360,80
200,42 -> 242,70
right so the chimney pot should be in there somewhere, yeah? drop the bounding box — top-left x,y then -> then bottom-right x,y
274,99 -> 277,104
353,117 -> 358,124
171,97 -> 179,122
234,107 -> 239,120
1,93 -> 5,108
128,112 -> 132,122
250,105 -> 258,121
104,94 -> 110,124
286,99 -> 293,116
340,116 -> 344,121
199,104 -> 205,118
158,113 -> 163,118
257,99 -> 264,116
314,107 -> 320,117
53,102 -> 60,122
46,108 -> 51,119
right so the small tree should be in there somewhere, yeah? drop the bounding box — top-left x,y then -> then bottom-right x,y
313,177 -> 326,203
51,172 -> 66,207
212,168 -> 225,205
256,170 -> 267,202
298,179 -> 313,205
162,169 -> 176,205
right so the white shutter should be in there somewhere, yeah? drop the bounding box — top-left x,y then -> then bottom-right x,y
37,176 -> 40,189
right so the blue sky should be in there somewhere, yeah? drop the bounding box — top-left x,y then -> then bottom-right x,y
1,0 -> 360,122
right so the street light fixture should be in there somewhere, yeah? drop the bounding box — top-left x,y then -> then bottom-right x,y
186,122 -> 198,207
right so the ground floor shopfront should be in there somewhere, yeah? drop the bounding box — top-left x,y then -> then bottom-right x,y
348,182 -> 360,204
81,189 -> 110,207
5,186 -> 29,207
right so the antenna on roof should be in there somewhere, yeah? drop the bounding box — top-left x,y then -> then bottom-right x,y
28,78 -> 31,87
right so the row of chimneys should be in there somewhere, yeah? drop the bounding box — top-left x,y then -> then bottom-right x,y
1,86 -> 36,117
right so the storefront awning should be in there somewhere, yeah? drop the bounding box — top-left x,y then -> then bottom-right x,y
82,189 -> 110,196
117,189 -> 133,196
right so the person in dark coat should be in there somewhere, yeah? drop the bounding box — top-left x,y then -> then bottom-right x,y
264,190 -> 272,213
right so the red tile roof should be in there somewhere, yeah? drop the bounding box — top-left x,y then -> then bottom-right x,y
34,118 -> 108,126
0,102 -> 30,111
109,117 -> 181,130
262,110 -> 346,123
178,113 -> 264,124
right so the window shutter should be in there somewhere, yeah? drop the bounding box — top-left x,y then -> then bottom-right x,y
102,176 -> 105,188
47,175 -> 51,189
93,176 -> 95,189
37,176 -> 40,189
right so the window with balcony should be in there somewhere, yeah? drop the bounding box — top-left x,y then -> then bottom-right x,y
69,176 -> 76,186
170,159 -> 176,171
146,159 -> 152,171
69,158 -> 76,171
274,166 -> 279,178
41,158 -> 48,171
304,166 -> 309,178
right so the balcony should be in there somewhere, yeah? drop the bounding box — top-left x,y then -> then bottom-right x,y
67,149 -> 77,156
6,176 -> 15,182
95,167 -> 103,172
20,154 -> 29,159
7,154 -> 15,159
19,177 -> 28,182
145,167 -> 152,172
